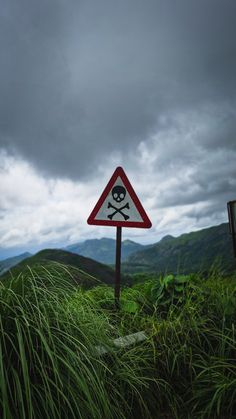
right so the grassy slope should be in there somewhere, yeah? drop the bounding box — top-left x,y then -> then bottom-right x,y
0,255 -> 235,418
1,248 -> 116,288
124,223 -> 235,274
0,265 -> 158,419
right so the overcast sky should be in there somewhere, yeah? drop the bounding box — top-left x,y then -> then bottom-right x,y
0,0 -> 236,258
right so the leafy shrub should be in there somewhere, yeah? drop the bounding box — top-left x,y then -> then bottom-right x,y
150,274 -> 192,308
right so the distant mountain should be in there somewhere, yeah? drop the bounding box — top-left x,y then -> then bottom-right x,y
2,223 -> 234,281
159,235 -> 175,243
123,223 -> 235,275
0,252 -> 32,276
66,238 -> 145,264
1,249 -> 117,287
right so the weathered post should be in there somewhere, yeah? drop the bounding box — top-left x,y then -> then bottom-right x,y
227,200 -> 236,257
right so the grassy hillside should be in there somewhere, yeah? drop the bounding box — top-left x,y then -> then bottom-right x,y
66,238 -> 145,264
0,257 -> 235,418
1,248 -> 116,287
124,223 -> 235,274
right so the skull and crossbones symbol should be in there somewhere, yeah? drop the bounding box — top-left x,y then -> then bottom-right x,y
107,186 -> 130,220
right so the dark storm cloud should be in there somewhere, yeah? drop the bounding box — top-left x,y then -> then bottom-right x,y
0,0 -> 236,179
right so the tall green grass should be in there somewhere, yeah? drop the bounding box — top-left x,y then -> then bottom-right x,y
87,272 -> 236,418
0,264 -> 167,419
1,264 -> 235,418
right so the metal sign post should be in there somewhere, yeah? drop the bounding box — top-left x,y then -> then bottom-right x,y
87,167 -> 152,307
227,200 -> 236,257
115,226 -> 122,308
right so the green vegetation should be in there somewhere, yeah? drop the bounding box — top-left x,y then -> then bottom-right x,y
124,223 -> 235,275
1,249 -> 116,286
0,258 -> 235,418
1,223 -> 233,278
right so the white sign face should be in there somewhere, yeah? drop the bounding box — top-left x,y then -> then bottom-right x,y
87,166 -> 152,228
94,177 -> 143,223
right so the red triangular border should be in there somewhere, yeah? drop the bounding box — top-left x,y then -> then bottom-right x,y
87,167 -> 152,228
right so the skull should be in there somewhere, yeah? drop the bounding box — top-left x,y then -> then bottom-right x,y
112,185 -> 126,203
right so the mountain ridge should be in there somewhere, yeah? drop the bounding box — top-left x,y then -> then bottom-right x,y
123,222 -> 234,274
65,237 -> 146,264
0,252 -> 32,276
1,223 -> 234,277
0,249 -> 118,287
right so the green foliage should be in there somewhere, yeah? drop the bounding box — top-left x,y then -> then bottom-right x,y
150,274 -> 192,307
0,264 -> 160,419
86,285 -> 115,310
87,272 -> 236,417
0,260 -> 236,418
124,223 -> 235,275
1,248 -> 115,286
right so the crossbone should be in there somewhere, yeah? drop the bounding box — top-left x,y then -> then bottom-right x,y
107,202 -> 130,220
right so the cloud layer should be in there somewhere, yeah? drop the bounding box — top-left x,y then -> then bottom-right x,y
0,0 -> 236,254
1,0 -> 236,177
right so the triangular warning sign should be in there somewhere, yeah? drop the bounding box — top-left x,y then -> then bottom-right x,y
87,167 -> 152,228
